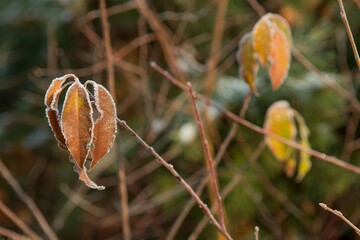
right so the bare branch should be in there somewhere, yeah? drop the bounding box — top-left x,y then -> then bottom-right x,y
151,62 -> 360,175
187,82 -> 227,231
0,199 -> 41,240
116,118 -> 233,240
0,226 -> 29,240
0,159 -> 58,240
320,203 -> 360,236
338,0 -> 360,69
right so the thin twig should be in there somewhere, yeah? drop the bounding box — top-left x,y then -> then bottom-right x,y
0,226 -> 29,240
0,199 -> 41,240
319,203 -> 360,236
188,141 -> 265,239
292,48 -> 360,112
338,0 -> 360,69
86,1 -> 137,22
187,83 -> 227,231
254,226 -> 260,240
0,159 -> 58,240
150,62 -> 360,175
99,1 -> 131,239
99,0 -> 115,96
116,118 -> 233,240
341,110 -> 360,161
166,92 -> 253,240
246,0 -> 266,16
188,174 -> 241,240
59,184 -> 105,217
204,0 -> 228,96
135,0 -> 187,83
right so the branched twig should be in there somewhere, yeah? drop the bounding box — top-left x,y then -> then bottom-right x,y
0,159 -> 58,240
188,141 -> 265,239
99,1 -> 131,239
166,91 -> 253,240
187,83 -> 227,231
0,199 -> 41,240
116,118 -> 233,240
150,62 -> 360,175
338,0 -> 360,69
319,203 -> 360,236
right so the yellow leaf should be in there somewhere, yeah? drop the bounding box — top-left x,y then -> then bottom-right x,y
264,101 -> 296,161
237,33 -> 259,95
268,13 -> 292,45
294,111 -> 312,181
252,16 -> 272,67
269,28 -> 291,90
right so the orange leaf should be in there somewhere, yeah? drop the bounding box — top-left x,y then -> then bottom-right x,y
268,13 -> 292,45
85,81 -> 117,171
44,74 -> 76,107
284,157 -> 296,178
269,28 -> 291,90
237,33 -> 259,95
61,81 -> 94,169
45,109 -> 67,150
264,101 -> 296,161
44,75 -> 76,150
252,16 -> 272,67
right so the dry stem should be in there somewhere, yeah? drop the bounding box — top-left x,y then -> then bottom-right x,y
99,1 -> 131,239
166,91 -> 252,239
319,203 -> 360,236
0,199 -> 41,240
0,159 -> 58,240
338,0 -> 360,69
187,83 -> 227,231
0,226 -> 29,240
204,0 -> 228,96
116,118 -> 233,240
150,62 -> 360,175
135,0 -> 187,83
246,0 -> 266,16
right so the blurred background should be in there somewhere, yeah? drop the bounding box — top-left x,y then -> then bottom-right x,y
1,0 -> 360,239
